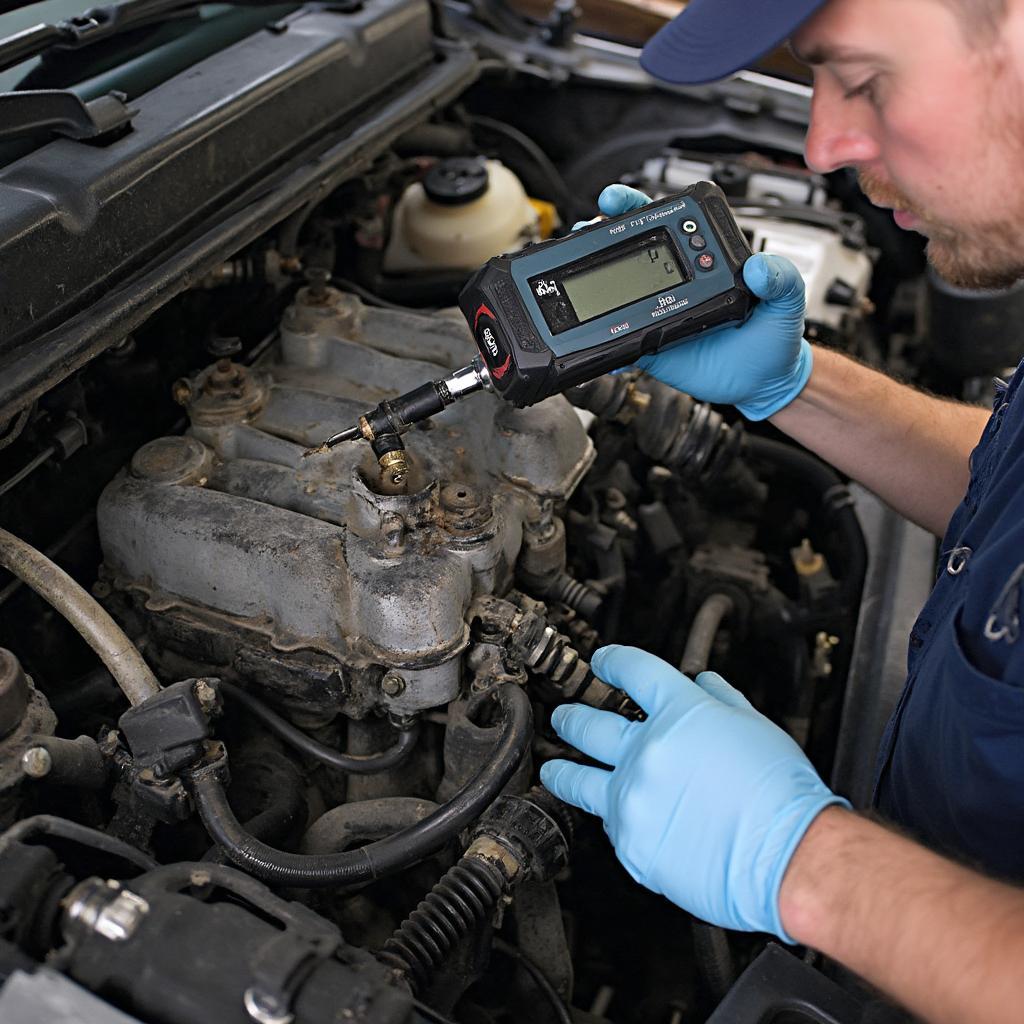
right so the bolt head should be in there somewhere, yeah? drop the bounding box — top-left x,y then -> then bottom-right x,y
380,673 -> 406,698
193,679 -> 218,714
244,987 -> 294,1024
21,747 -> 52,779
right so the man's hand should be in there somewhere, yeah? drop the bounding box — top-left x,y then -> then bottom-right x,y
540,644 -> 848,939
588,184 -> 813,421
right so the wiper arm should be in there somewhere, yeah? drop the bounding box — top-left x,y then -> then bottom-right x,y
0,88 -> 135,143
0,0 -> 284,77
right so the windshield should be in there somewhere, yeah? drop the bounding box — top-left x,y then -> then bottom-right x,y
0,0 -> 92,89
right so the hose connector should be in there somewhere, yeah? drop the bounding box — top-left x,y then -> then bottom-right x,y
469,786 -> 573,885
377,788 -> 573,993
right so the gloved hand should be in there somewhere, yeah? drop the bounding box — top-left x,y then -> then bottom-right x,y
575,184 -> 813,421
540,645 -> 849,940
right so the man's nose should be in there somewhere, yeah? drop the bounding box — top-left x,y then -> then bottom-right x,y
803,84 -> 881,173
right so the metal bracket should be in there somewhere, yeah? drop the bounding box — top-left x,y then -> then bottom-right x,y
244,902 -> 342,1024
0,90 -> 136,144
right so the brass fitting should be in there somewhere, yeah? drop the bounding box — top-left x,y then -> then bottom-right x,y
793,538 -> 826,576
379,449 -> 409,485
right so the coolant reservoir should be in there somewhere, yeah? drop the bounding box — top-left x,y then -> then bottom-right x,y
383,157 -> 540,272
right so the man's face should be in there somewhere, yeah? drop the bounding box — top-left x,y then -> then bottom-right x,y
792,0 -> 1024,289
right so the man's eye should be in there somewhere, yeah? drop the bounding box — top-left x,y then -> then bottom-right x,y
843,77 -> 879,103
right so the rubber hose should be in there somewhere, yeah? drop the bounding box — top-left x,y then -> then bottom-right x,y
189,683 -> 531,887
378,856 -> 506,993
303,798 -> 439,855
745,436 -> 868,616
691,920 -> 736,1004
544,572 -> 603,621
202,750 -> 308,864
217,680 -> 420,773
466,114 -> 583,222
0,527 -> 160,706
0,815 -> 158,872
679,593 -> 734,679
493,939 -> 573,1024
680,594 -> 738,1001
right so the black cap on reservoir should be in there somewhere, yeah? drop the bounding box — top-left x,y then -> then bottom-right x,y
640,0 -> 829,86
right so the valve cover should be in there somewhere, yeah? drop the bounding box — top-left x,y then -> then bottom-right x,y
97,287 -> 593,716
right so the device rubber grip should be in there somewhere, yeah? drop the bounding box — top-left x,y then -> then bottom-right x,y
693,183 -> 753,278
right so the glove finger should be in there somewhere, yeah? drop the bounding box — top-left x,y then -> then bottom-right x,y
572,216 -> 604,231
597,183 -> 652,216
635,348 -> 695,383
742,253 -> 806,316
693,671 -> 754,711
540,759 -> 611,819
590,644 -> 700,716
550,703 -> 633,767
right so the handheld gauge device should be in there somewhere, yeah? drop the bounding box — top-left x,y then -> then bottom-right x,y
305,181 -> 756,468
460,179 -> 756,406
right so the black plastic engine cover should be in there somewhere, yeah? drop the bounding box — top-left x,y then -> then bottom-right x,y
0,0 -> 478,423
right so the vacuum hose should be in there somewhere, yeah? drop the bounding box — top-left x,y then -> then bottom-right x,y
0,526 -> 160,706
216,680 -> 420,773
189,684 -> 531,887
680,593 -> 738,1002
745,435 -> 868,618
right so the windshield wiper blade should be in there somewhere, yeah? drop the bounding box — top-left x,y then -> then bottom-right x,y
0,23 -> 63,72
0,0 -> 283,76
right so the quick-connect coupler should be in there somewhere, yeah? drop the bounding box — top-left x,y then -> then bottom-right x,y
303,359 -> 492,458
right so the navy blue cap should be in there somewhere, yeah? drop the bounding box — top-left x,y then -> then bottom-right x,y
640,0 -> 828,85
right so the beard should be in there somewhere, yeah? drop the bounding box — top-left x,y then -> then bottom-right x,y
858,162 -> 1024,292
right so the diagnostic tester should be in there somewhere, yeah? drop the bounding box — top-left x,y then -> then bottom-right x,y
305,181 -> 756,468
462,179 -> 755,405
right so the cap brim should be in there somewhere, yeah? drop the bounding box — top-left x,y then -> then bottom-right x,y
640,0 -> 826,86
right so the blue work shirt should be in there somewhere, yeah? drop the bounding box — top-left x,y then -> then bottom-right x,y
874,359 -> 1024,879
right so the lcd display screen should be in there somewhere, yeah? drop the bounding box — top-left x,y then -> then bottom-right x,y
563,235 -> 685,323
527,229 -> 691,336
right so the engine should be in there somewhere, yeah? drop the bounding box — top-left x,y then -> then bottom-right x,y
97,285 -> 594,720
0,8 -> 974,1019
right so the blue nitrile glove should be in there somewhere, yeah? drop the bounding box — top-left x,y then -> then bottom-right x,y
539,645 -> 849,941
587,184 -> 813,421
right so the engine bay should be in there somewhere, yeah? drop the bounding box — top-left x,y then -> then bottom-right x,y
0,1 -> 1010,1020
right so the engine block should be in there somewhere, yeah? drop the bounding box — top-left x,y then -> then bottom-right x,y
97,285 -> 594,717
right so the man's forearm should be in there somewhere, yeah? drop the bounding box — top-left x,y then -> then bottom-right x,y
771,347 -> 988,536
779,808 -> 1024,1024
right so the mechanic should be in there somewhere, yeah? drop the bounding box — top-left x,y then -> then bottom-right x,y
540,1 -> 1024,1021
